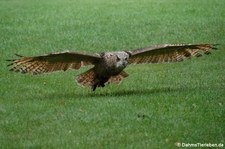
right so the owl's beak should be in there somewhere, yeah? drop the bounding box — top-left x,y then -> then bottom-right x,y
123,61 -> 128,66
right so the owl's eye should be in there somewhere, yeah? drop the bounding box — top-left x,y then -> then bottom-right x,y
116,56 -> 120,62
125,57 -> 128,61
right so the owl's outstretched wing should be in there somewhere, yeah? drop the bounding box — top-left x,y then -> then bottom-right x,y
127,44 -> 218,64
7,51 -> 101,75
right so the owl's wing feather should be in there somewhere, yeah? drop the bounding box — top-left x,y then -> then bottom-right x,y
7,51 -> 101,75
127,44 -> 218,64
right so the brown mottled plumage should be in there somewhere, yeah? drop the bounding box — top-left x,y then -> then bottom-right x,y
7,43 -> 218,91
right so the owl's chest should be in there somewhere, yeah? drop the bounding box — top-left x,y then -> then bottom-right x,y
95,59 -> 121,76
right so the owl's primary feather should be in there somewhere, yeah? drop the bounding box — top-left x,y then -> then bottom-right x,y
7,43 -> 218,91
127,43 -> 217,64
7,51 -> 101,75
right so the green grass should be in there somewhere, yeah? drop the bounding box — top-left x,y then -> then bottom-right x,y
0,0 -> 225,148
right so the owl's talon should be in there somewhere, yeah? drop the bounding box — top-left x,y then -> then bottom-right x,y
92,84 -> 97,91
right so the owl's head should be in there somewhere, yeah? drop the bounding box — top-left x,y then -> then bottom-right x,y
114,52 -> 130,69
102,51 -> 130,70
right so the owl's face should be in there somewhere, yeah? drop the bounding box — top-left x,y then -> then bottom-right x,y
102,52 -> 129,71
114,52 -> 129,69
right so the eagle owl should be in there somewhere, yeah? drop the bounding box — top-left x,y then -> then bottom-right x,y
8,44 -> 217,91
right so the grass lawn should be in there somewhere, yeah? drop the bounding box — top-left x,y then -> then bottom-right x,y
0,0 -> 225,148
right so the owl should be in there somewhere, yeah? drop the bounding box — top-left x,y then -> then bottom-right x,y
7,43 -> 217,91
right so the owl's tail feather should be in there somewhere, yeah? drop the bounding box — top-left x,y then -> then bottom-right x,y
108,71 -> 129,85
75,68 -> 96,88
76,69 -> 129,91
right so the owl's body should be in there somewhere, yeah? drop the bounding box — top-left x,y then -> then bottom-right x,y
7,43 -> 218,91
96,52 -> 129,76
77,51 -> 130,91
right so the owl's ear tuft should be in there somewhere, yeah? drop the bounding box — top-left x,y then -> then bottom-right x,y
116,55 -> 120,61
124,51 -> 132,57
99,52 -> 106,57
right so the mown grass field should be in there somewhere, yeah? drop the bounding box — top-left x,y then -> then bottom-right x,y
0,0 -> 224,148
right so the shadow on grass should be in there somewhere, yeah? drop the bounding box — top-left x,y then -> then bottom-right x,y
37,86 -> 182,100
86,87 -> 179,98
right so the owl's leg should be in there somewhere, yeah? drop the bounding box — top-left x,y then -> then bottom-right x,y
92,82 -> 105,91
92,77 -> 108,91
92,84 -> 97,91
